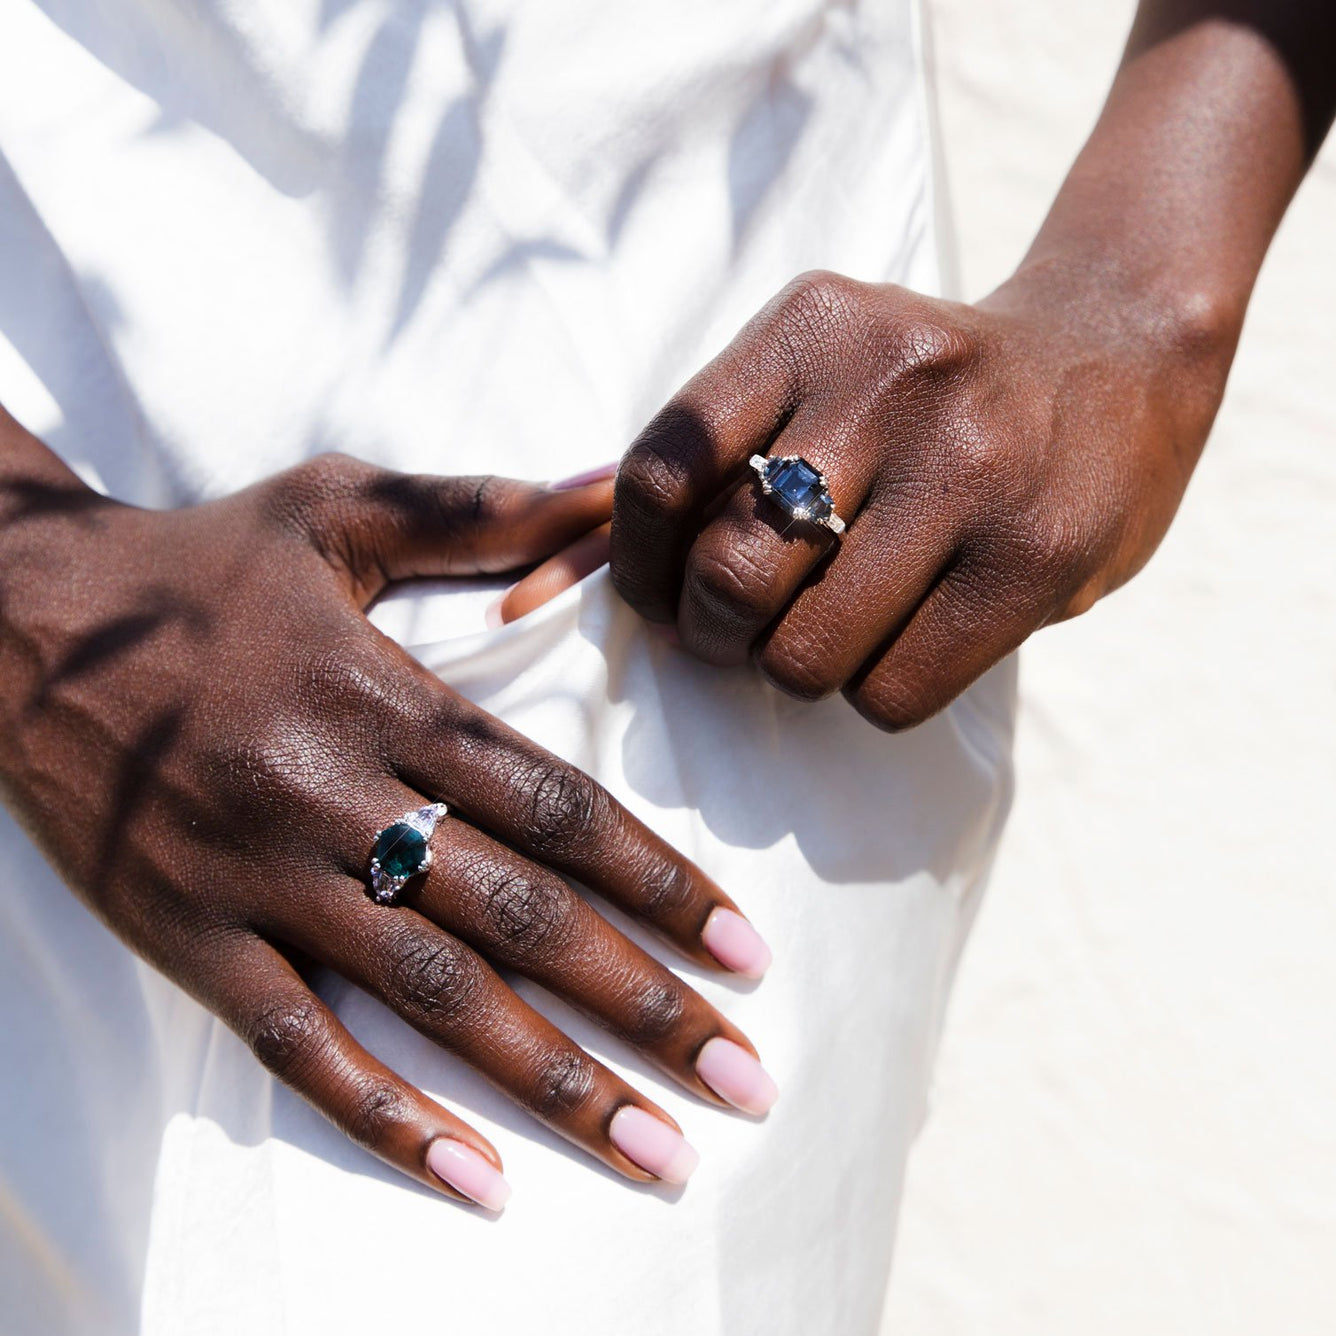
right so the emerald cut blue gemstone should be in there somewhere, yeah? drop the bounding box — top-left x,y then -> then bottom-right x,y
763,456 -> 833,522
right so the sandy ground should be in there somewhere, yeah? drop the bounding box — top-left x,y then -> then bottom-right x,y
882,4 -> 1336,1331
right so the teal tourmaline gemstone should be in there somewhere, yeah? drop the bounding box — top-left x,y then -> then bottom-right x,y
372,822 -> 428,882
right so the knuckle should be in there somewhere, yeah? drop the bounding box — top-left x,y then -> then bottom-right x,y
343,1078 -> 412,1150
277,451 -> 375,514
755,636 -> 842,702
387,933 -> 483,1025
609,438 -> 686,616
1023,511 -> 1090,578
466,474 -> 504,525
293,635 -> 406,724
529,1049 -> 597,1120
617,432 -> 692,515
950,418 -> 1012,490
774,270 -> 860,376
779,269 -> 857,329
262,452 -> 385,567
846,673 -> 934,734
299,450 -> 373,490
215,716 -> 362,849
481,864 -> 572,956
618,977 -> 687,1047
637,860 -> 695,922
516,759 -> 604,859
881,316 -> 978,383
245,995 -> 325,1079
685,544 -> 776,626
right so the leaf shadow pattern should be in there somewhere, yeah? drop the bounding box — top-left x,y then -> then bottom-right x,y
386,8 -> 507,340
26,592 -> 216,715
329,7 -> 430,285
317,0 -> 362,32
388,94 -> 483,339
31,0 -> 327,198
0,151 -> 194,507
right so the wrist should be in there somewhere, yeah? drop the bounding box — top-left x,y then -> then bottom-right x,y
981,247 -> 1237,448
987,244 -> 1240,373
974,7 -> 1327,436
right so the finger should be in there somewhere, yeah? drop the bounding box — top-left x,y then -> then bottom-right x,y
677,408 -> 874,666
213,932 -> 513,1210
611,295 -> 801,623
843,562 -> 1031,732
413,816 -> 775,1113
495,521 -> 611,625
753,489 -> 957,701
394,698 -> 772,978
270,452 -> 613,599
274,889 -> 702,1183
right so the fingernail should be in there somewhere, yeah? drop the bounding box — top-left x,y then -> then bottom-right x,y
696,1037 -> 779,1116
426,1139 -> 512,1211
550,462 -> 618,490
484,592 -> 508,629
701,907 -> 772,979
608,1106 -> 699,1184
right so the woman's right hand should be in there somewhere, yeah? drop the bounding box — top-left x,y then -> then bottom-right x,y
0,409 -> 776,1210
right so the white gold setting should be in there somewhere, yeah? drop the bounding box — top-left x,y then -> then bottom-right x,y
368,802 -> 449,905
749,454 -> 846,535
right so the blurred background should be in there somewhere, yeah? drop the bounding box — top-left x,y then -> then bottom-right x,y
882,3 -> 1336,1331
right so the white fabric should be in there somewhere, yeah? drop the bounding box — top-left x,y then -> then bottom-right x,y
0,2 -> 1016,1333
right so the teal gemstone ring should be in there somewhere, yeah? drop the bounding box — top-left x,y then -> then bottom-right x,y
749,454 -> 846,535
367,802 -> 449,905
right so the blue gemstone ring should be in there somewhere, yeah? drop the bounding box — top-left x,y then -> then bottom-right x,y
748,454 -> 846,535
367,802 -> 448,905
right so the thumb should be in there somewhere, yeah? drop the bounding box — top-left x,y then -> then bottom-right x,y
492,520 -> 612,625
274,453 -> 614,599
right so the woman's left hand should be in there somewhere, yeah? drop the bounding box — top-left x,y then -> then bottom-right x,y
605,268 -> 1230,730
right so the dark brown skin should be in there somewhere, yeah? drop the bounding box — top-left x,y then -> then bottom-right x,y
606,2 -> 1336,729
0,413 -> 766,1202
3,0 -> 1334,1213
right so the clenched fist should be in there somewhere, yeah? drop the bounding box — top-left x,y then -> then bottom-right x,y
610,268 -> 1226,730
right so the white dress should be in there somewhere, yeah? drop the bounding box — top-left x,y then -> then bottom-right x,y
0,3 -> 1016,1333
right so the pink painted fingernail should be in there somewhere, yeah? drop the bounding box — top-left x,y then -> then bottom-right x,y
484,592 -> 508,629
696,1037 -> 779,1115
701,907 -> 772,979
550,462 -> 618,490
608,1106 -> 699,1184
426,1139 -> 512,1211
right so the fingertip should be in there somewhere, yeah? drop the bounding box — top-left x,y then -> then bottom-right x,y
549,462 -> 619,491
701,907 -> 772,978
696,1037 -> 779,1116
608,1106 -> 700,1185
426,1137 -> 513,1212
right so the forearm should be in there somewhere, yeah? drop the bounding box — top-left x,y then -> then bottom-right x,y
992,2 -> 1335,376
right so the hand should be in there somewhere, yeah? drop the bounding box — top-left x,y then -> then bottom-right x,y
608,268 -> 1228,730
0,419 -> 776,1209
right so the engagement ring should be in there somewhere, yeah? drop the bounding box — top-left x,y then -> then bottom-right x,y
749,454 -> 846,535
367,802 -> 448,905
